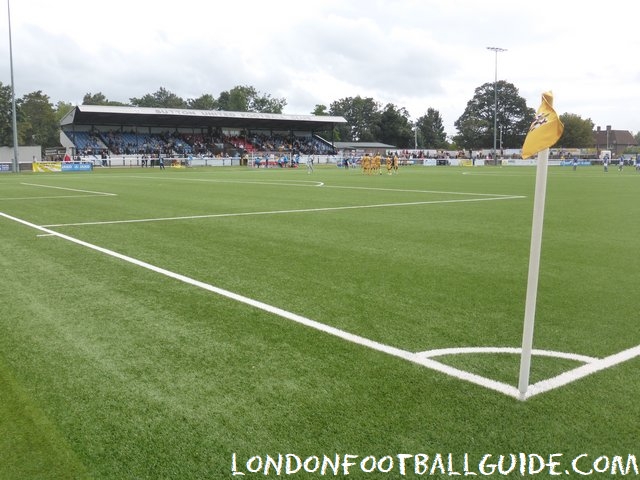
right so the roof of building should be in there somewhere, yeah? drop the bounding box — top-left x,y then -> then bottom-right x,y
60,105 -> 347,132
333,141 -> 396,150
593,129 -> 637,147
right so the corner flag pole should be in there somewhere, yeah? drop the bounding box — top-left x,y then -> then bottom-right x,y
517,147 -> 550,399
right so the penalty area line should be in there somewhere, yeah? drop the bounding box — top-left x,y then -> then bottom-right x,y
21,183 -> 117,197
42,195 -> 524,228
1,210 -> 521,399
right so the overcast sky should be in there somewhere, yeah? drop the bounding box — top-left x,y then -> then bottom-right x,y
1,0 -> 638,136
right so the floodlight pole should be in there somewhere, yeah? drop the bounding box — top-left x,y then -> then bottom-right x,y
487,47 -> 506,166
8,0 -> 19,173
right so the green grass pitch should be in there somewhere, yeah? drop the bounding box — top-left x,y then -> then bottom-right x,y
0,164 -> 638,478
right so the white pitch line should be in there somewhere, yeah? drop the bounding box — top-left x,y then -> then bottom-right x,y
2,210 -> 637,400
42,195 -> 525,228
119,173 -> 525,198
461,172 -> 535,177
418,346 -> 599,364
2,209 -> 522,399
126,175 -> 325,188
419,345 -> 640,399
324,184 -> 518,197
127,174 -> 517,198
0,194 -> 114,201
21,182 -> 117,196
524,344 -> 640,400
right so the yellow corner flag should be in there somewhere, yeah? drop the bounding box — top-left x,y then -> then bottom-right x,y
521,91 -> 564,159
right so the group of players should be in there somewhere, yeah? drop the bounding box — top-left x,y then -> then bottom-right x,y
359,152 -> 400,175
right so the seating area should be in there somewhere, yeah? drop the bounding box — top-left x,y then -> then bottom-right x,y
65,131 -> 108,155
65,128 -> 336,158
101,131 -> 192,155
240,132 -> 335,156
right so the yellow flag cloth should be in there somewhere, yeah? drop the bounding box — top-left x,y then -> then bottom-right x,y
521,91 -> 564,159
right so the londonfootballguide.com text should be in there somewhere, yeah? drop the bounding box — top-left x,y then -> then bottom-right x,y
231,452 -> 639,476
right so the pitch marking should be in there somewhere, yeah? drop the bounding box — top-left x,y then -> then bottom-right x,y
0,183 -> 117,201
42,196 -> 524,228
126,176 -> 325,188
3,210 -> 638,401
21,183 -> 117,196
127,174 -> 516,197
419,346 -> 598,363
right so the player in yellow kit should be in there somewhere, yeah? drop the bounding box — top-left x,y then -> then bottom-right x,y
392,153 -> 399,174
373,153 -> 381,175
361,153 -> 371,175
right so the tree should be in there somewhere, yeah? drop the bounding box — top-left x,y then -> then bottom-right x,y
130,87 -> 187,108
312,104 -> 328,116
216,85 -> 286,113
17,91 -> 60,150
310,104 -> 342,140
250,92 -> 286,113
452,117 -> 489,151
378,104 -> 413,148
55,101 -> 75,123
82,92 -> 128,106
187,94 -> 218,110
329,96 -> 381,142
556,113 -> 595,148
0,82 -> 17,146
416,108 -> 447,148
454,81 -> 534,150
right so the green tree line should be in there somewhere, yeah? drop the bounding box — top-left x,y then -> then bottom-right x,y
0,81 -> 607,155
